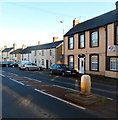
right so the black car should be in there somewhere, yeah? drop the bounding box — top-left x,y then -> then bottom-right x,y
1,61 -> 14,67
9,62 -> 18,67
49,64 -> 78,76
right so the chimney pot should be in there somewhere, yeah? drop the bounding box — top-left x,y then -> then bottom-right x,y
13,42 -> 17,50
38,41 -> 40,45
22,44 -> 26,49
73,19 -> 79,27
53,37 -> 58,42
4,45 -> 7,49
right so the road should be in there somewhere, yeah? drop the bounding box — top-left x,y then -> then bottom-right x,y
1,67 -> 117,118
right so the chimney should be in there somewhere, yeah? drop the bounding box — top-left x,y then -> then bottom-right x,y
73,19 -> 79,27
4,45 -> 7,49
38,41 -> 40,45
116,1 -> 118,10
13,42 -> 17,50
22,44 -> 27,49
53,37 -> 58,42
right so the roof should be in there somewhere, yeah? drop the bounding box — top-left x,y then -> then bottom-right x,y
64,9 -> 118,36
2,47 -> 13,52
21,40 -> 63,54
10,48 -> 23,54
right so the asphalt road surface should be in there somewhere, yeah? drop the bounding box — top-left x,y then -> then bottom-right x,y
1,67 -> 117,118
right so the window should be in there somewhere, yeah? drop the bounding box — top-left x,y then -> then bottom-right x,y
68,37 -> 74,49
42,50 -> 44,56
116,26 -> 118,44
79,34 -> 85,48
90,55 -> 99,71
68,55 -> 74,68
41,59 -> 44,65
90,31 -> 99,47
34,51 -> 37,56
50,60 -> 52,66
110,58 -> 118,71
50,50 -> 52,56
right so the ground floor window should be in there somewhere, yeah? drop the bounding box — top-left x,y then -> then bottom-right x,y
90,54 -> 99,71
68,55 -> 74,68
110,58 -> 118,71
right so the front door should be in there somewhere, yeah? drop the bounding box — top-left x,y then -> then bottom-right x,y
46,60 -> 48,69
79,58 -> 85,74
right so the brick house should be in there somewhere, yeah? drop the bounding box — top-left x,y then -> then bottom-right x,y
64,2 -> 118,78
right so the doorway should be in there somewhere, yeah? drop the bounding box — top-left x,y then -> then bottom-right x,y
78,54 -> 85,74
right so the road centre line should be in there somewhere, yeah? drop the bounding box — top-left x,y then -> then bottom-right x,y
9,73 -> 18,76
53,84 -> 79,92
0,74 -> 5,77
23,77 -> 42,83
107,97 -> 113,100
10,78 -> 24,86
34,88 -> 86,110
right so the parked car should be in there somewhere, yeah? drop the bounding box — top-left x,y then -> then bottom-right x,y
18,60 -> 29,69
9,62 -> 18,68
49,64 -> 78,76
20,62 -> 40,71
1,61 -> 14,67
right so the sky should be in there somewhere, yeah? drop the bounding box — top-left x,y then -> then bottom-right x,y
0,0 -> 117,49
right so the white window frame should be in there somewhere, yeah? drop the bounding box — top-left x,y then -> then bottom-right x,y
91,31 -> 98,47
91,55 -> 99,71
110,58 -> 118,71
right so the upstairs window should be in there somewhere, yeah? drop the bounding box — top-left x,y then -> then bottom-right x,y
90,31 -> 99,47
34,51 -> 37,56
79,34 -> 85,48
116,26 -> 118,44
42,50 -> 44,56
68,37 -> 74,49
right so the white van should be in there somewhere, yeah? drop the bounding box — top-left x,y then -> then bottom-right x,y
18,60 -> 29,69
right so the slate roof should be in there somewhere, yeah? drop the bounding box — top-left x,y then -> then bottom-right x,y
64,9 -> 118,36
2,47 -> 13,52
21,40 -> 63,54
10,48 -> 23,54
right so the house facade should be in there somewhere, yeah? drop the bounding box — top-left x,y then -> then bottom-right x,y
31,38 -> 63,69
2,43 -> 17,62
64,2 -> 118,78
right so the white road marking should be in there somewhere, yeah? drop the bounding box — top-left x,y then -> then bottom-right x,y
0,74 -> 5,77
53,84 -> 79,92
107,97 -> 113,100
9,73 -> 18,76
10,78 -> 24,86
34,88 -> 86,110
23,77 -> 42,83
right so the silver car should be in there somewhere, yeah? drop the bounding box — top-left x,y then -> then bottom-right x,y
20,62 -> 40,71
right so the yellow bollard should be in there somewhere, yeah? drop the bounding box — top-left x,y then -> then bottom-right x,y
80,75 -> 91,95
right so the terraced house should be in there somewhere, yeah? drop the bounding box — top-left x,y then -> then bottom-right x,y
31,37 -> 63,69
64,2 -> 118,78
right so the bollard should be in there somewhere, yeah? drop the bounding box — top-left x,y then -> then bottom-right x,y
80,75 -> 91,95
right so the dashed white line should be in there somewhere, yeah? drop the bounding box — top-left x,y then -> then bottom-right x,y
53,84 -> 79,92
107,97 -> 113,100
9,73 -> 18,76
34,88 -> 86,110
23,77 -> 42,83
10,78 -> 24,86
0,74 -> 5,77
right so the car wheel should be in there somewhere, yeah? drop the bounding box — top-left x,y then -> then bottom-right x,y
50,70 -> 53,74
62,72 -> 66,77
26,67 -> 29,71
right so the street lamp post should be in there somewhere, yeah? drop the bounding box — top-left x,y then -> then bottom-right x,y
60,21 -> 64,36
